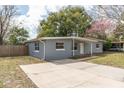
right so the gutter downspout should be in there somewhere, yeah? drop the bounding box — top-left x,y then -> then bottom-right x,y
40,40 -> 45,60
72,37 -> 75,56
90,42 -> 93,56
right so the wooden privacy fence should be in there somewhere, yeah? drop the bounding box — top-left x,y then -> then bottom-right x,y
0,45 -> 28,57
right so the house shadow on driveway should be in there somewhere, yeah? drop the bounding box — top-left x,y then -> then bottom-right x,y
49,51 -> 118,65
48,55 -> 103,65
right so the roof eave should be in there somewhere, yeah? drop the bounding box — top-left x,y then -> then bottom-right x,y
25,37 -> 105,43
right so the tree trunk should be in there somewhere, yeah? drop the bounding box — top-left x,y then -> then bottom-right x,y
0,36 -> 3,45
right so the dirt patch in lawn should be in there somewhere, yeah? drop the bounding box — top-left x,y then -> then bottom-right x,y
0,56 -> 45,88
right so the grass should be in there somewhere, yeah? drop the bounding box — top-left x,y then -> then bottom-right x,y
0,56 -> 44,88
0,81 -> 3,88
84,51 -> 124,69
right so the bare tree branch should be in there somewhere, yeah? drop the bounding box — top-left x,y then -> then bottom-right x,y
90,5 -> 124,23
0,5 -> 17,44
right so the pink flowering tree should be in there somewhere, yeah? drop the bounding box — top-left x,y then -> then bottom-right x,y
85,19 -> 116,39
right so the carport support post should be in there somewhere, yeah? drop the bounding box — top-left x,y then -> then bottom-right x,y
90,42 -> 93,56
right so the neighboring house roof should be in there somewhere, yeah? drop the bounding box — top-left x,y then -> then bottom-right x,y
112,41 -> 124,44
26,37 -> 105,43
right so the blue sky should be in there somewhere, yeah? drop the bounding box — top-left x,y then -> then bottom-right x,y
16,5 -> 91,39
17,5 -> 29,15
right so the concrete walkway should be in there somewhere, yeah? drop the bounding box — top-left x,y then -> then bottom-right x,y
20,61 -> 124,88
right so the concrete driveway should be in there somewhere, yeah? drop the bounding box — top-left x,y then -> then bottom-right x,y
20,60 -> 124,88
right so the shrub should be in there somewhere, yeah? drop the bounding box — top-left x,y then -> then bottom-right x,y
103,39 -> 112,51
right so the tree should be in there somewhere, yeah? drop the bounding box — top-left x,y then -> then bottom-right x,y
109,12 -> 124,41
0,5 -> 17,45
37,6 -> 92,37
85,19 -> 116,39
103,39 -> 112,51
113,23 -> 124,41
8,26 -> 29,45
90,5 -> 124,23
85,5 -> 124,41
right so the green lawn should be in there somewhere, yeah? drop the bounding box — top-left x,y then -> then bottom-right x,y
0,56 -> 44,88
84,52 -> 124,68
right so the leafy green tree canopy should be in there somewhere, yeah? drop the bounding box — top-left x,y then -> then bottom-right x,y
8,26 -> 29,45
103,39 -> 112,50
37,6 -> 92,37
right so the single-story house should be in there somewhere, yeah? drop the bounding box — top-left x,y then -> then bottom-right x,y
110,41 -> 124,51
26,37 -> 104,60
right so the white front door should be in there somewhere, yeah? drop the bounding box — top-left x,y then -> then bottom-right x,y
80,43 -> 84,54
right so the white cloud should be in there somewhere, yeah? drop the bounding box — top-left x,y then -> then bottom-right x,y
15,5 -> 60,39
16,6 -> 44,39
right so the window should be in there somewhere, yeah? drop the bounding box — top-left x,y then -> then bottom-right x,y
119,43 -> 123,48
96,44 -> 100,48
35,42 -> 39,51
56,42 -> 64,50
72,43 -> 78,50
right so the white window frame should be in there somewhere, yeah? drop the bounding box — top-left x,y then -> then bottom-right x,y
34,50 -> 39,52
34,42 -> 40,52
56,42 -> 65,51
